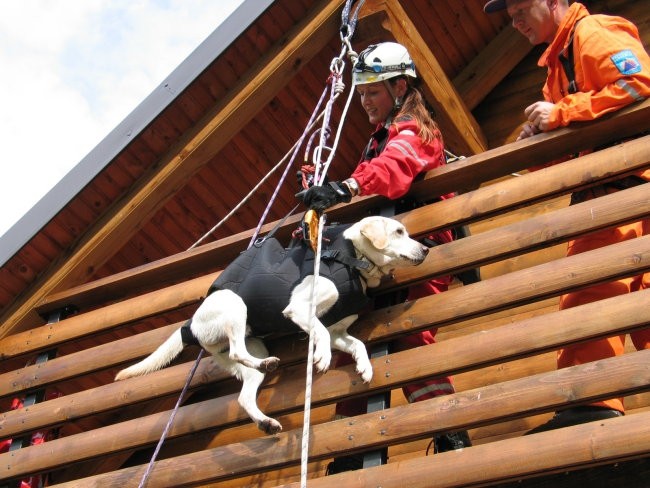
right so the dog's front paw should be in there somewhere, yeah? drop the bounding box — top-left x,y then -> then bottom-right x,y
357,363 -> 373,383
358,366 -> 373,383
259,418 -> 283,435
261,356 -> 280,372
313,347 -> 331,373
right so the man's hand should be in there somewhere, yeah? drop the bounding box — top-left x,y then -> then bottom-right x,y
524,101 -> 555,131
516,121 -> 541,141
297,181 -> 351,213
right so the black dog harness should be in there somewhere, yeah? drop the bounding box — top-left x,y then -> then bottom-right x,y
181,224 -> 371,344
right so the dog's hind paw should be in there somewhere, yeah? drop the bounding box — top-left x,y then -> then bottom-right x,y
259,418 -> 283,435
261,356 -> 280,372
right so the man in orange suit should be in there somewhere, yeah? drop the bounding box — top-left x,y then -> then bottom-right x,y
484,0 -> 650,432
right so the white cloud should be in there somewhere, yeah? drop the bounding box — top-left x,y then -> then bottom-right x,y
0,0 -> 244,237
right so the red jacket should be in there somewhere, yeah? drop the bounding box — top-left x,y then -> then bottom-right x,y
351,118 -> 450,200
540,3 -> 650,129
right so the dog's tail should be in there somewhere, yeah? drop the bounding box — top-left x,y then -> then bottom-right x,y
115,327 -> 186,381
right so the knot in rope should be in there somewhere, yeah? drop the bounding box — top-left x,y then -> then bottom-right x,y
333,78 -> 346,96
330,55 -> 345,77
347,48 -> 359,66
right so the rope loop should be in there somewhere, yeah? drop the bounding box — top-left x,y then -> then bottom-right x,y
334,79 -> 346,96
347,47 -> 359,65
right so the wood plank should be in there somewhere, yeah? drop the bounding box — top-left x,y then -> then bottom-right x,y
280,410 -> 650,488
359,234 -> 650,344
0,323 -> 179,398
415,98 -> 650,197
389,182 -> 650,289
454,16 -> 534,110
43,350 -> 650,487
35,217 -> 300,314
0,273 -> 217,360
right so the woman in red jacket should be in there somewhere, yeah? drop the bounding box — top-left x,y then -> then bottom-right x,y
302,42 -> 471,473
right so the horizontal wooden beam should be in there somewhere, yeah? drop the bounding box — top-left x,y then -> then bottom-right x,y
389,181 -> 650,289
0,323 -> 179,398
42,349 -> 650,487
415,98 -> 650,197
401,133 -> 650,235
358,233 -> 650,343
0,272 -> 217,360
283,410 -> 650,488
35,215 -> 302,315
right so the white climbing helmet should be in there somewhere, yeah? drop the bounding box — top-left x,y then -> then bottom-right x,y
352,42 -> 417,85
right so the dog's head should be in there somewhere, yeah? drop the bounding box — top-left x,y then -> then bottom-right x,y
344,216 -> 429,286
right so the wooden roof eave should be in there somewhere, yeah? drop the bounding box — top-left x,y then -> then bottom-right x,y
380,0 -> 487,155
0,0 -> 348,338
454,24 -> 534,111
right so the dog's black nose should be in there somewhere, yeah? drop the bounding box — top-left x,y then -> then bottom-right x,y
421,245 -> 429,255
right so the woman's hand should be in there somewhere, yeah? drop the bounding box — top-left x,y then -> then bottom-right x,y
297,181 -> 351,213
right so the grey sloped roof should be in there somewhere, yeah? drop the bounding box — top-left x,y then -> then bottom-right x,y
0,0 -> 273,267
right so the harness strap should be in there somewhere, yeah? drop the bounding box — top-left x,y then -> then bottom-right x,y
180,319 -> 200,347
559,19 -> 583,94
321,249 -> 371,269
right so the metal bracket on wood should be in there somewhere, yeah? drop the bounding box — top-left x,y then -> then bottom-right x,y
362,342 -> 391,469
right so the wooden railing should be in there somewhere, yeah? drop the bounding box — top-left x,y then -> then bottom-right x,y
1,100 -> 649,487
33,99 -> 650,314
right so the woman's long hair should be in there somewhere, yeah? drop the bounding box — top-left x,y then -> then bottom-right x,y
389,77 -> 441,144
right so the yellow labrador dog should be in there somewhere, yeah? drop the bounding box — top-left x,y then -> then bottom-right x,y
115,216 -> 428,434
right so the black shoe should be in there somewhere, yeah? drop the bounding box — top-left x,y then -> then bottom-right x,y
325,453 -> 364,475
426,430 -> 472,455
526,406 -> 623,435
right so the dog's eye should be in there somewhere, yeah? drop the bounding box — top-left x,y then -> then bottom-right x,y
395,228 -> 404,236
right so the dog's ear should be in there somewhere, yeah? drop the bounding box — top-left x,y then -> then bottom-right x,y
360,218 -> 389,250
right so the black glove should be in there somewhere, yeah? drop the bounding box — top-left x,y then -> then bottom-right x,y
297,181 -> 352,213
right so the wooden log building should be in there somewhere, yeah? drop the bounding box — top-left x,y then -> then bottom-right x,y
1,0 -> 649,486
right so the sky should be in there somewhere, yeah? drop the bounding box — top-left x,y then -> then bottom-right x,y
0,0 -> 244,238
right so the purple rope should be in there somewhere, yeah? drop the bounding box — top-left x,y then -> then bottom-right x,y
138,349 -> 204,487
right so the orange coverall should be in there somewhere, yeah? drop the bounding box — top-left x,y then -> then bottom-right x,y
538,3 -> 650,413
